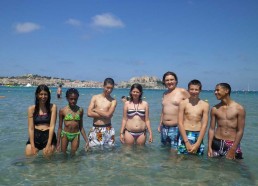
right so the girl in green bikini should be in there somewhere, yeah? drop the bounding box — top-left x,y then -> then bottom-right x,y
57,88 -> 89,156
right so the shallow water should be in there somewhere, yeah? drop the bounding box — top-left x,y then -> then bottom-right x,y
0,87 -> 257,185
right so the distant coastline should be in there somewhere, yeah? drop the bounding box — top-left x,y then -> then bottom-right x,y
0,74 -> 165,89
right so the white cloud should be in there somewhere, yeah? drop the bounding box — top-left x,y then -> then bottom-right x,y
65,18 -> 82,27
92,13 -> 124,28
15,22 -> 41,33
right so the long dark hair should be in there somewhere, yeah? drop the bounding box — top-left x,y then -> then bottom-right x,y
33,84 -> 51,116
129,83 -> 143,102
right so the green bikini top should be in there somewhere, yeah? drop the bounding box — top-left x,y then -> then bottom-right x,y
64,113 -> 80,121
64,105 -> 81,121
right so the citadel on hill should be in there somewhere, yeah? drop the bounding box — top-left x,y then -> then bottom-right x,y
0,74 -> 165,89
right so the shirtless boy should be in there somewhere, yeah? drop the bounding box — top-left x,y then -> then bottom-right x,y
57,84 -> 62,99
208,83 -> 245,159
177,80 -> 209,155
158,71 -> 189,150
87,78 -> 117,147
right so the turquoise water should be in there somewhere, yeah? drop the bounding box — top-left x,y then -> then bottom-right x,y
0,87 -> 257,185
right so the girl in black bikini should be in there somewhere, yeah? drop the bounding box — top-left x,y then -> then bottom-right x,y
25,84 -> 57,157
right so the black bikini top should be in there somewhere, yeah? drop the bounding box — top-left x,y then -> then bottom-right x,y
34,113 -> 51,126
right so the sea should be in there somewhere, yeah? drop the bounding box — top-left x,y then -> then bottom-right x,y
0,86 -> 257,186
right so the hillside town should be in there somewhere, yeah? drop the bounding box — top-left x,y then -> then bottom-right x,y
0,74 -> 165,89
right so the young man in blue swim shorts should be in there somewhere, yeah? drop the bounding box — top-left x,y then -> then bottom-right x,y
208,83 -> 245,159
158,71 -> 189,151
177,80 -> 209,155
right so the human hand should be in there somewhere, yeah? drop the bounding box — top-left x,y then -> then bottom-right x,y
189,143 -> 199,154
185,141 -> 193,152
157,124 -> 162,133
85,142 -> 90,152
56,143 -> 61,152
226,148 -> 236,160
148,134 -> 153,143
43,144 -> 52,156
31,146 -> 38,155
207,148 -> 213,157
120,133 -> 125,144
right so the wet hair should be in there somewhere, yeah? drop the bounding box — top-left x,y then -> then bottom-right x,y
104,78 -> 115,86
162,71 -> 178,85
34,84 -> 51,117
216,83 -> 231,95
188,79 -> 202,90
121,96 -> 129,101
66,88 -> 79,98
129,83 -> 143,102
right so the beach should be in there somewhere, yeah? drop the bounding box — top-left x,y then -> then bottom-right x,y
0,86 -> 257,185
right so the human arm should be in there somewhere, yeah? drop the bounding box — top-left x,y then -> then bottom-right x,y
93,99 -> 117,118
28,106 -> 37,155
56,108 -> 64,151
87,96 -> 100,118
158,112 -> 163,133
44,104 -> 57,155
226,106 -> 246,159
120,103 -> 128,144
190,102 -> 210,153
145,102 -> 153,143
208,107 -> 216,157
79,108 -> 89,151
158,95 -> 164,132
177,101 -> 192,152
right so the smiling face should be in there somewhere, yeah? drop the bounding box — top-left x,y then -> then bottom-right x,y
164,74 -> 177,90
130,88 -> 142,101
37,90 -> 49,104
214,85 -> 228,100
188,84 -> 201,99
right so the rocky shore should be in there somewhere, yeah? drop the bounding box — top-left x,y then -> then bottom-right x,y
0,74 -> 165,89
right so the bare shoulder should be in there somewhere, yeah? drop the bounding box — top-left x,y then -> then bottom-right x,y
211,103 -> 221,113
28,105 -> 35,112
234,101 -> 245,112
200,100 -> 210,108
174,87 -> 185,93
50,103 -> 57,110
79,106 -> 83,112
142,100 -> 149,106
177,87 -> 190,98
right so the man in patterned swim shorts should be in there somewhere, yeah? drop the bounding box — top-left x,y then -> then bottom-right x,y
87,78 -> 117,147
208,83 -> 245,159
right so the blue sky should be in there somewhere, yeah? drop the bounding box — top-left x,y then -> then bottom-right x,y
0,0 -> 258,90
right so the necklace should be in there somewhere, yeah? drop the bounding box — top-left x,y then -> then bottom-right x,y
133,102 -> 139,111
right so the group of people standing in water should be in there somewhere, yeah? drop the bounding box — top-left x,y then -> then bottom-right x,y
25,71 -> 246,160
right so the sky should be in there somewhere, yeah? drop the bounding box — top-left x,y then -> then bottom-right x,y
0,0 -> 258,90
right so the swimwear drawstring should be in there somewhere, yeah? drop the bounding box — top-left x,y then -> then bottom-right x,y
219,140 -> 225,155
